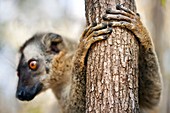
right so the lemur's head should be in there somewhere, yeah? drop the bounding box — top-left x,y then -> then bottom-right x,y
16,33 -> 65,101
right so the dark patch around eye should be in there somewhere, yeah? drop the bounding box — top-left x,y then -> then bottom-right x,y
17,54 -> 25,77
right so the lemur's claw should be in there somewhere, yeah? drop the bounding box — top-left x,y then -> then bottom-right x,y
92,22 -> 97,27
106,8 -> 112,14
116,4 -> 122,10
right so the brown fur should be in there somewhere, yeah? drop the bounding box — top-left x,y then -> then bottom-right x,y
16,6 -> 162,113
16,23 -> 111,113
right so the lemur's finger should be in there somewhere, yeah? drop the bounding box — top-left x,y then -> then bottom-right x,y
103,14 -> 133,22
116,4 -> 136,16
81,23 -> 97,38
106,8 -> 134,18
83,23 -> 107,39
86,28 -> 112,41
108,21 -> 135,30
85,35 -> 108,49
81,25 -> 93,38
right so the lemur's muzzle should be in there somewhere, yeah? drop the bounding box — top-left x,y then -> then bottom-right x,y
16,82 -> 43,101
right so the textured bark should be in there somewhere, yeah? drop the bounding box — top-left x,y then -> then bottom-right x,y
85,0 -> 140,113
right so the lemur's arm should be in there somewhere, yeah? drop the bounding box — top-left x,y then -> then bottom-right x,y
67,23 -> 112,113
103,4 -> 162,109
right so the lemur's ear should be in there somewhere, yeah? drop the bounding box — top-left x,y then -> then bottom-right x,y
41,33 -> 64,53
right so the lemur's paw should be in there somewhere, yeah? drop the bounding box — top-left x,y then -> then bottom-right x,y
103,4 -> 141,32
80,22 -> 112,49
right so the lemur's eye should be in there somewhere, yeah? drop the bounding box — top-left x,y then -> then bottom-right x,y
28,60 -> 38,70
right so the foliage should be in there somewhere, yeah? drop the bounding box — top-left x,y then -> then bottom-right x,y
161,0 -> 166,6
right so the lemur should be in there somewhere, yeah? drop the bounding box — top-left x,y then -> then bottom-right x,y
16,5 -> 162,113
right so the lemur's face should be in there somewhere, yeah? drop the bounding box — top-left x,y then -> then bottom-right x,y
16,33 -> 64,101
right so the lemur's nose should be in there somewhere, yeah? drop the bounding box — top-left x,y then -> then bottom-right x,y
16,83 -> 43,101
16,88 -> 26,100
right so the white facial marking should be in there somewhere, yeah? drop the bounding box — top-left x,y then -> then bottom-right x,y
23,43 -> 43,62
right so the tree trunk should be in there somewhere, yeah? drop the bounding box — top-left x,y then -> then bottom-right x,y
85,0 -> 140,113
